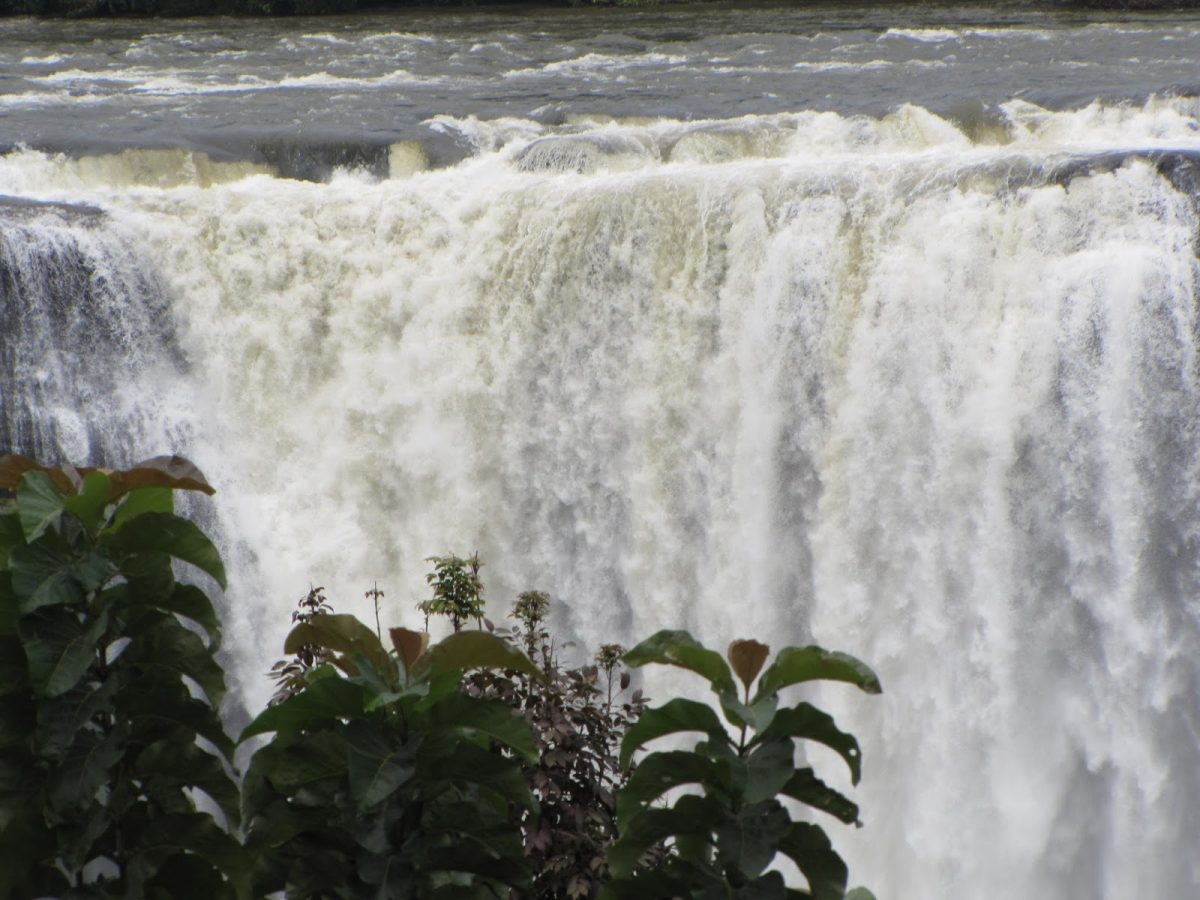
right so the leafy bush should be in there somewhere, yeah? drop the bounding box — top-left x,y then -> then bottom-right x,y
419,553 -> 485,632
0,455 -> 246,899
602,631 -> 881,900
466,590 -> 648,900
241,612 -> 545,899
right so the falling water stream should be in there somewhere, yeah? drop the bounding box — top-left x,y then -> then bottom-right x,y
2,6 -> 1199,897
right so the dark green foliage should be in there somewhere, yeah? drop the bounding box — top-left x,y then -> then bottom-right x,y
602,632 -> 881,900
241,612 -> 545,899
466,591 -> 647,900
0,455 -> 247,900
419,552 -> 485,632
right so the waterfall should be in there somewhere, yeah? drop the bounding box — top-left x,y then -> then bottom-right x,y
2,103 -> 1198,898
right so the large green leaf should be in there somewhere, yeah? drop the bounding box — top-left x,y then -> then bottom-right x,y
622,630 -> 738,697
44,725 -> 125,823
345,719 -> 415,809
257,730 -> 347,794
63,471 -> 112,535
0,693 -> 35,749
776,822 -> 848,900
34,675 -> 120,761
416,630 -> 544,683
125,811 -> 250,900
617,749 -> 725,820
754,647 -> 881,701
239,676 -> 366,743
9,537 -> 92,614
754,702 -> 863,785
110,487 -> 174,531
0,513 -> 24,568
0,636 -> 27,696
619,697 -> 730,769
106,512 -> 226,590
782,768 -> 860,826
133,739 -> 242,828
18,607 -> 109,698
714,799 -> 790,880
16,471 -> 64,543
116,675 -> 235,759
284,614 -> 393,685
419,736 -> 537,813
743,740 -> 796,806
128,583 -> 223,651
425,692 -> 538,763
122,610 -> 227,708
607,793 -> 726,878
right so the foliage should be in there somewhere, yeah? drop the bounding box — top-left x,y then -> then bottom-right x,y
267,585 -> 335,707
241,612 -> 546,899
601,631 -> 882,900
465,590 -> 648,900
419,552 -> 485,633
0,454 -> 247,900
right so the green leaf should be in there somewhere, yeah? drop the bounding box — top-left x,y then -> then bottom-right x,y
34,675 -> 120,761
617,749 -> 725,821
239,676 -> 366,743
63,471 -> 112,535
133,739 -> 242,829
623,630 -> 738,697
416,630 -> 545,683
754,646 -> 881,701
127,583 -> 222,651
257,730 -> 347,794
284,614 -> 393,685
0,573 -> 15,634
420,736 -> 538,813
18,607 -> 108,698
17,471 -> 64,543
110,487 -> 173,531
345,719 -> 416,808
743,740 -> 796,805
754,702 -> 863,785
607,794 -> 726,878
425,692 -> 538,763
619,697 -> 731,769
10,537 -> 88,614
845,888 -> 878,900
126,811 -> 250,899
0,513 -> 24,568
776,822 -> 848,900
0,693 -> 35,749
44,725 -> 125,823
714,800 -> 790,880
783,768 -> 860,826
116,675 -> 235,759
106,512 -> 226,590
0,636 -> 27,696
122,610 -> 227,708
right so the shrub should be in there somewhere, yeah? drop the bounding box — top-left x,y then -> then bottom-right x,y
0,455 -> 247,899
602,631 -> 881,900
241,613 -> 545,899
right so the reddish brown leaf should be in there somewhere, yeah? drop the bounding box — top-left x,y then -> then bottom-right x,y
728,639 -> 771,692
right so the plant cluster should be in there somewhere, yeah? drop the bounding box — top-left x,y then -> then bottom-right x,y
462,590 -> 648,900
0,453 -> 881,900
603,632 -> 881,900
0,455 -> 246,899
419,553 -> 485,632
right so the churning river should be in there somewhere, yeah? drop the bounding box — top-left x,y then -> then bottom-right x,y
2,4 -> 1199,897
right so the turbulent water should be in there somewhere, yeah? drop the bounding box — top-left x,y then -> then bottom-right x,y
3,5 -> 1200,898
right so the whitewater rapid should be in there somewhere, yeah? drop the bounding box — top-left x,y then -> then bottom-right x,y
2,99 -> 1199,898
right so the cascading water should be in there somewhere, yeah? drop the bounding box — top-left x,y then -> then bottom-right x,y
2,8 -> 1200,897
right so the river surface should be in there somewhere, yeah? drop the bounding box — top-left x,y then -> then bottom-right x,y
2,5 -> 1199,899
